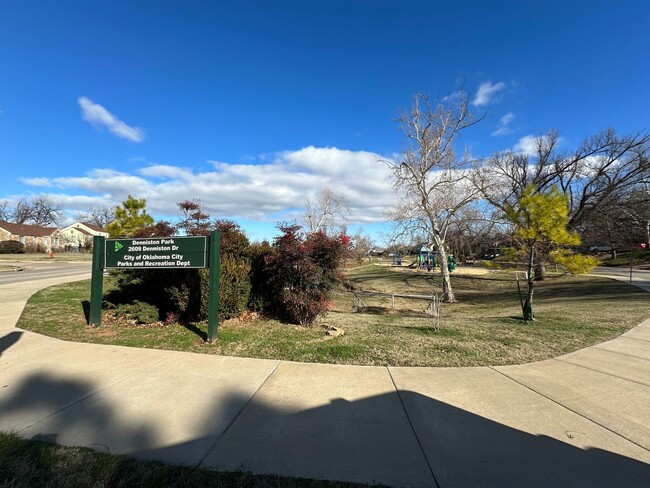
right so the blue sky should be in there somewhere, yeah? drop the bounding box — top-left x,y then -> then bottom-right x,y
1,1 -> 648,242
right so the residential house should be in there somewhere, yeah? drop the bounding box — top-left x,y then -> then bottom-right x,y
60,222 -> 109,251
0,220 -> 61,251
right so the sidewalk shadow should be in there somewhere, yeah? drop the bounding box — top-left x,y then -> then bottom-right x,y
0,331 -> 23,357
189,390 -> 650,488
1,371 -> 648,487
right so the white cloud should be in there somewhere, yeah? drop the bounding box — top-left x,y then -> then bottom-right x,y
513,135 -> 538,156
138,165 -> 193,180
513,134 -> 565,158
491,112 -> 516,136
78,97 -> 144,142
472,81 -> 507,107
20,177 -> 53,187
48,168 -> 152,197
15,147 -> 396,226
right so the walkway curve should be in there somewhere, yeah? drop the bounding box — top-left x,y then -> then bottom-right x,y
1,273 -> 649,487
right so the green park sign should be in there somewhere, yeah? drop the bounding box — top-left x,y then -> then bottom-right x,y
104,236 -> 207,269
89,232 -> 221,341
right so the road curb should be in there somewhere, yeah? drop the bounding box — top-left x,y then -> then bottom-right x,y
0,265 -> 24,272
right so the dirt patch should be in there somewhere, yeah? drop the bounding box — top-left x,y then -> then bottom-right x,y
387,265 -> 490,276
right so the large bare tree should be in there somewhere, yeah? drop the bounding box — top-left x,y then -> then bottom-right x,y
74,205 -> 115,228
385,93 -> 482,302
5,195 -> 62,226
304,187 -> 350,234
0,201 -> 9,222
476,129 -> 650,261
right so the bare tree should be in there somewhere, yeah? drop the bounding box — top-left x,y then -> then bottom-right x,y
384,93 -> 482,302
29,195 -> 62,226
305,187 -> 350,234
445,204 -> 500,262
350,229 -> 374,263
75,205 -> 115,228
476,129 -> 650,264
6,195 -> 62,226
579,185 -> 650,256
0,201 -> 9,221
11,198 -> 33,224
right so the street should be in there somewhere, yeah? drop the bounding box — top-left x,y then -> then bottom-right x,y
593,266 -> 650,292
0,262 -> 91,286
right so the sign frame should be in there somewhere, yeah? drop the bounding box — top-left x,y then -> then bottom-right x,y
104,235 -> 208,269
89,231 -> 221,341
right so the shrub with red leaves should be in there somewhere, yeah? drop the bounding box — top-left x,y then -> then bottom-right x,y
263,224 -> 348,326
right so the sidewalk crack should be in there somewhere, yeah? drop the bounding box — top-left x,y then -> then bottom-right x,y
489,366 -> 650,454
387,367 -> 441,488
554,358 -> 650,387
197,360 -> 281,468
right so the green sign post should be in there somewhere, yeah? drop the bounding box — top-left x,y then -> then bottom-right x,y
89,231 -> 222,341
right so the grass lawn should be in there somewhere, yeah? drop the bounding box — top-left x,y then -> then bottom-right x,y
0,252 -> 93,262
0,432 -> 380,488
600,250 -> 650,267
16,265 -> 650,367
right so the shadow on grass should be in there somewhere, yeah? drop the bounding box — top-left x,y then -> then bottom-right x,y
353,306 -> 432,318
81,300 -> 90,324
508,316 -> 529,322
180,322 -> 207,342
389,324 -> 446,335
1,371 -> 648,487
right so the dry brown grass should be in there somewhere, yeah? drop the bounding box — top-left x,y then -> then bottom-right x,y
17,265 -> 650,367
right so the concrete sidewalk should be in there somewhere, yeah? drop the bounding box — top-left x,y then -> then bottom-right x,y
1,275 -> 649,487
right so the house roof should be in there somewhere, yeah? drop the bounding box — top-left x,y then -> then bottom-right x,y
62,222 -> 108,235
70,227 -> 94,236
0,220 -> 59,237
82,222 -> 107,233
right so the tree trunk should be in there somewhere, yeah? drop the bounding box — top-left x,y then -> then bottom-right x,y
524,245 -> 535,321
533,262 -> 547,281
436,246 -> 456,302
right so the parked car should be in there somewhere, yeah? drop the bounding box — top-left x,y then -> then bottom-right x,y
589,245 -> 611,253
483,248 -> 501,260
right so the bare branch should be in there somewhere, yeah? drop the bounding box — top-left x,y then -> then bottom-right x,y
386,93 -> 482,302
305,187 -> 351,234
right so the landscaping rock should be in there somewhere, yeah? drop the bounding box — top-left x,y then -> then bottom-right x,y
323,325 -> 344,337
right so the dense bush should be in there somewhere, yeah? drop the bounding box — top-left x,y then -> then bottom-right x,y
248,240 -> 273,311
114,300 -> 160,324
107,219 -> 252,323
0,240 -> 25,254
199,255 -> 251,320
131,221 -> 176,238
263,225 -> 348,326
105,209 -> 348,327
23,243 -> 46,253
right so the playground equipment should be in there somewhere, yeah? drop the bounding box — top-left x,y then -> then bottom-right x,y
391,251 -> 403,266
447,254 -> 457,272
416,245 -> 436,271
